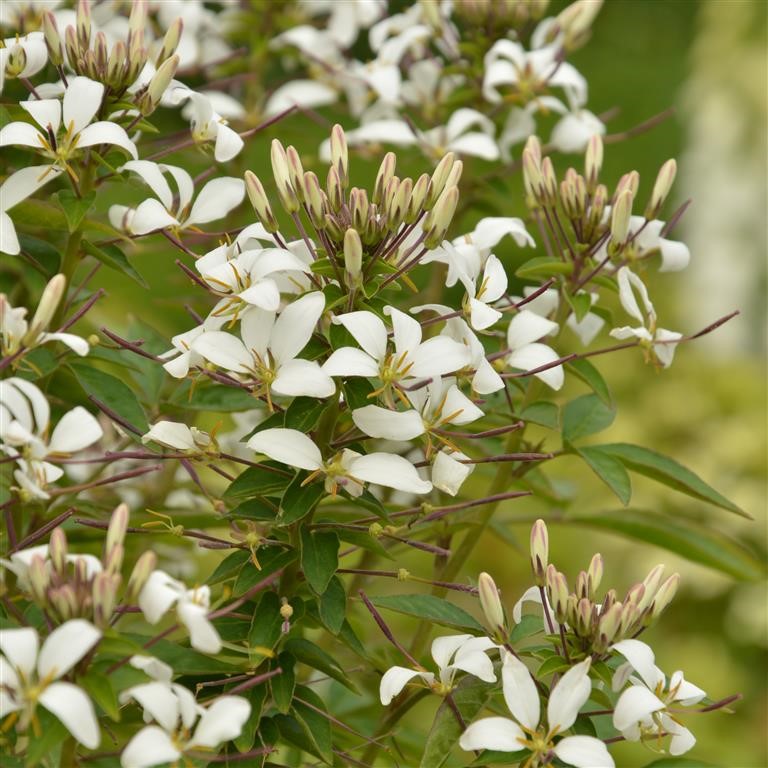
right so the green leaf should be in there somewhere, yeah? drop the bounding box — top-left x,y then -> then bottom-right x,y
18,234 -> 61,272
248,591 -> 284,651
562,393 -> 615,443
537,655 -> 571,677
24,709 -> 68,767
81,239 -> 147,287
228,497 -> 278,521
300,527 -> 339,594
54,189 -> 96,232
126,636 -> 240,674
69,362 -> 149,434
642,760 -> 719,768
516,257 -> 573,279
169,381 -> 257,411
369,594 -> 484,632
599,443 -> 748,518
233,548 -> 296,596
81,670 -> 120,720
283,396 -> 328,431
569,509 -> 765,580
318,575 -> 346,634
420,675 -> 494,768
271,652 -> 296,713
567,358 -> 612,404
577,445 -> 632,505
279,474 -> 326,525
519,400 -> 559,430
284,637 -> 359,693
223,465 -> 291,501
508,614 -> 543,644
275,712 -> 329,763
565,290 -> 592,322
342,378 -> 376,409
292,686 -> 333,764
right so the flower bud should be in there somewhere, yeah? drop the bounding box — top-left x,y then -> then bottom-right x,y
478,572 -> 505,637
624,582 -> 645,607
556,0 -> 603,50
326,166 -> 344,213
103,543 -> 124,576
49,584 -> 78,620
424,186 -> 459,249
522,148 -> 544,203
94,32 -> 108,74
105,502 -> 129,557
587,183 -> 607,234
383,176 -> 400,223
426,152 -> 456,209
575,597 -> 594,636
587,553 -> 603,598
76,0 -> 92,51
651,573 -> 679,619
126,551 -> 156,601
330,124 -> 349,188
128,0 -> 149,42
584,134 -> 603,192
350,187 -> 370,232
344,228 -> 363,287
107,41 -> 127,88
140,54 -> 178,115
64,25 -> 79,70
388,177 -> 412,229
575,570 -> 589,600
28,554 -> 50,604
303,171 -> 325,229
407,173 -> 430,223
609,189 -> 633,247
524,135 -> 542,164
646,159 -> 677,219
373,152 -> 396,206
271,140 -> 299,214
444,160 -> 463,190
540,157 -> 558,206
43,12 -> 64,67
25,274 -> 65,344
93,572 -> 120,626
546,564 -> 569,625
286,146 -> 305,204
324,213 -> 344,242
594,602 -> 622,652
618,600 -> 639,636
244,171 -> 278,232
614,170 -> 639,200
156,17 -> 183,66
49,527 -> 68,575
529,519 -> 548,586
637,564 -> 665,613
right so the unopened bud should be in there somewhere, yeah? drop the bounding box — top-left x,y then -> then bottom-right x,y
478,572 -> 505,637
103,543 -> 124,576
64,25 -> 79,69
595,602 -> 622,652
343,228 -> 363,286
615,170 -> 639,200
107,41 -> 127,88
407,173 -> 430,223
105,502 -> 129,557
324,214 -> 344,242
330,124 -> 349,188
646,159 -> 677,219
587,183 -> 607,233
587,553 -> 603,598
43,12 -> 63,67
388,177 -> 412,228
76,0 -> 92,51
49,528 -> 68,574
426,152 -> 456,209
546,564 -> 569,625
444,160 -> 463,190
244,171 -> 278,232
28,554 -> 50,603
303,172 -> 325,229
637,564 -> 665,613
49,584 -> 78,620
575,597 -> 594,636
424,186 -> 459,248
350,187 -> 369,232
610,189 -> 633,247
93,572 -> 120,626
651,573 -> 679,619
156,17 -> 183,66
625,582 -> 645,607
522,148 -> 544,203
93,32 -> 108,73
584,134 -> 603,192
575,570 -> 589,600
618,600 -> 639,636
556,0 -> 603,50
530,519 -> 549,586
285,146 -> 305,203
270,140 -> 299,213
25,274 -> 65,344
373,152 -> 396,206
540,157 -> 558,206
141,54 -> 178,115
128,0 -> 148,41
126,551 -> 156,601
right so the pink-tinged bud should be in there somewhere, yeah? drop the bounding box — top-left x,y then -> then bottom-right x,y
326,166 -> 344,213
128,0 -> 149,40
524,135 -> 542,164
651,573 -> 679,619
94,32 -> 108,73
610,189 -> 633,247
344,228 -> 363,287
25,274 -> 65,344
587,183 -> 607,233
64,25 -> 79,69
271,140 -> 299,214
546,564 -> 569,625
625,582 -> 645,607
28,555 -> 50,604
107,41 -> 127,88
244,171 -> 278,233
530,519 -> 549,586
638,564 -> 665,613
522,148 -> 544,203
595,602 -> 622,652
383,176 -> 400,222
426,152 -> 456,209
389,177 -> 412,229
478,572 -> 505,637
103,543 -> 124,576
330,124 -> 349,188
126,551 -> 156,601
285,146 -> 306,204
407,173 -> 430,222
584,134 -> 603,192
575,597 -> 594,636
587,553 -> 603,598
575,570 -> 589,600
105,503 -> 129,560
444,160 -> 463,190
615,170 -> 639,200
52,584 -> 80,620
323,213 -> 344,242
646,159 -> 677,219
43,12 -> 63,67
618,600 -> 639,636
373,152 -> 396,206
565,593 -> 579,627
303,171 -> 325,229
76,0 -> 92,51
556,0 -> 603,50
540,157 -> 558,206
93,572 -> 120,626
49,528 -> 68,575
350,187 -> 369,232
156,17 -> 183,66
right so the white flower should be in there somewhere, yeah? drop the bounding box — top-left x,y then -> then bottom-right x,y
159,312 -> 229,379
192,292 -> 335,401
0,377 -> 103,499
302,0 -> 386,49
142,421 -> 212,452
624,216 -> 691,272
518,286 -> 605,346
609,267 -> 682,368
109,160 -> 244,235
612,639 -> 705,756
0,620 -> 102,748
177,89 -> 244,162
506,310 -> 564,390
264,80 -> 339,118
0,77 -> 137,177
322,306 -> 470,396
380,634 -> 497,705
247,427 -> 432,496
0,31 -> 47,93
120,686 -> 250,768
138,570 -> 222,654
0,543 -> 103,593
460,655 -> 614,768
550,109 -> 606,154
431,449 -> 474,496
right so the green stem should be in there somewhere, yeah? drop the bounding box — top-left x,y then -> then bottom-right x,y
59,736 -> 78,767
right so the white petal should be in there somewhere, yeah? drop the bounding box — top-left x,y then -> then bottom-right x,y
610,640 -> 663,691
379,666 -> 422,705
547,658 -> 592,731
333,311 -> 387,360
191,331 -> 252,373
247,428 -> 322,471
430,634 -> 472,671
0,627 -> 39,676
669,671 -> 706,706
441,385 -> 484,425
348,452 -> 432,494
550,110 -> 605,154
663,716 -> 696,755
178,601 -> 221,654
238,280 -> 280,311
473,358 -> 505,394
459,717 -> 526,752
239,306 -> 274,360
322,347 -> 380,377
450,650 -> 497,683
658,237 -> 690,272
48,406 -> 103,453
142,421 -> 196,451
448,131 -> 499,160
386,306 -> 422,358
481,255 -> 508,302
654,328 -> 682,368
129,655 -> 173,683
0,211 -> 19,254
185,178 -> 245,227
78,121 -> 138,159
0,121 -> 44,149
554,735 -> 615,768
613,685 -> 666,732
161,164 -> 195,213
39,681 -> 100,748
469,217 -> 535,250
469,298 -> 502,331
20,99 -> 61,133
272,359 -> 335,398
409,336 -> 470,378
501,653 -> 540,730
120,725 -> 181,768
121,682 -> 180,732
507,309 -> 558,349
63,77 -> 104,133
121,160 -> 174,209
138,570 -> 184,624
352,406 -> 424,440
269,291 -> 324,364
191,697 -> 251,747
37,619 -> 101,679
431,451 -> 472,496
508,343 -> 564,390
38,332 -> 90,355
214,124 -> 244,162
615,267 -> 654,323
126,199 -> 179,235
265,80 -> 337,117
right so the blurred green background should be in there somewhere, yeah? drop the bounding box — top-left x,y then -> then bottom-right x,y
11,0 -> 764,765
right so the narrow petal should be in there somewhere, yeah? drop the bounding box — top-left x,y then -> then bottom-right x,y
0,164 -> 63,212
459,717 -> 526,752
507,309 -> 558,349
333,311 -> 387,360
0,627 -> 39,676
0,211 -> 19,254
610,639 -> 663,691
272,358 -> 336,398
352,406 -> 424,440
265,80 -> 337,117
63,76 -> 104,133
554,735 -> 615,768
0,121 -> 44,149
508,343 -> 564,390
547,658 -> 592,732
442,385 -> 484,425
247,428 -> 322,471
177,601 -> 221,654
669,671 -> 706,706
78,122 -> 138,159
120,160 -> 174,209
185,178 -> 245,226
214,124 -> 244,162
142,421 -> 197,451
138,570 -> 184,624
386,306 -> 422,358
501,653 -> 540,731
120,681 -> 180,732
126,199 -> 179,235
20,99 -> 61,132
37,619 -> 101,678
40,682 -> 100,748
38,332 -> 90,355
270,291 -> 324,364
48,406 -> 103,453
430,634 -> 472,671
322,347 -> 380,377
379,666 -> 422,705
120,725 -> 181,768
469,298 -> 502,331
191,697 -> 251,747
613,685 -> 666,732
191,331 -> 252,373
431,451 -> 472,496
348,452 -> 432,494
